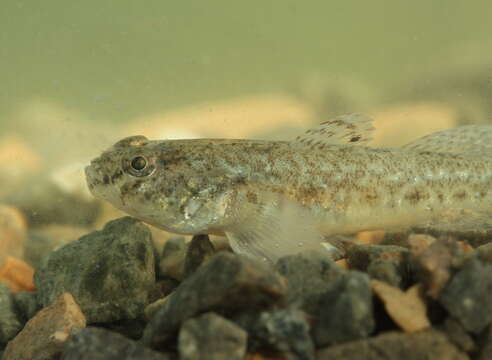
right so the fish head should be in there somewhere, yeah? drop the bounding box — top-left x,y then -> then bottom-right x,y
85,135 -> 233,234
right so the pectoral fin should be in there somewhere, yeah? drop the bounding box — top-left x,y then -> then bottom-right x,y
225,191 -> 331,263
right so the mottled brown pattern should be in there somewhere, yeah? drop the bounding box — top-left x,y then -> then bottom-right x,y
86,133 -> 492,239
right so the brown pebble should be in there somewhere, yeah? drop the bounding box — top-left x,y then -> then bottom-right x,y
413,238 -> 462,299
335,259 -> 349,269
408,234 -> 436,255
356,230 -> 385,244
3,292 -> 86,360
0,256 -> 35,292
371,280 -> 430,333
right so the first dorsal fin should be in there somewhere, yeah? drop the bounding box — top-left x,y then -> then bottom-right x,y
402,125 -> 492,153
294,113 -> 375,148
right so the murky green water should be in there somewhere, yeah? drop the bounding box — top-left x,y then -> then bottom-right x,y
2,1 -> 492,126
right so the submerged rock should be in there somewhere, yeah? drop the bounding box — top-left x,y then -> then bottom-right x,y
0,284 -> 23,346
34,217 -> 156,323
275,251 -> 346,316
412,237 -> 464,299
3,293 -> 86,360
440,317 -> 476,354
62,327 -> 171,360
12,291 -> 40,323
158,237 -> 187,281
439,257 -> 492,334
234,308 -> 314,360
182,234 -> 216,279
143,252 -> 287,350
178,312 -> 247,360
313,271 -> 374,347
347,244 -> 408,272
316,329 -> 468,360
367,260 -> 403,288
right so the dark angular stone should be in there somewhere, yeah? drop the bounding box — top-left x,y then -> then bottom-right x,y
234,308 -> 314,360
34,217 -> 156,323
439,257 -> 492,334
0,284 -> 23,345
178,313 -> 247,360
475,242 -> 492,263
477,324 -> 492,360
275,251 -> 346,315
347,244 -> 408,272
316,329 -> 469,360
12,291 -> 40,323
142,252 -> 287,350
367,260 -> 402,288
158,237 -> 187,281
313,271 -> 374,347
62,327 -> 171,360
440,317 -> 476,354
182,234 -> 216,279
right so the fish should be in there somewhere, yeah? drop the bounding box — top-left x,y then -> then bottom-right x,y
85,113 -> 492,263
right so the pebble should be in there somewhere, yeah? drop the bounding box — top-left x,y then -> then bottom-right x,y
346,244 -> 409,272
440,317 -> 476,354
34,217 -> 156,323
0,256 -> 35,292
316,329 -> 468,360
367,260 -> 403,287
0,284 -> 23,346
439,257 -> 492,334
275,251 -> 346,316
234,308 -> 314,360
182,234 -> 216,279
143,252 -> 287,350
3,292 -> 86,360
24,225 -> 88,270
158,237 -> 187,281
371,281 -> 430,333
0,205 -> 27,265
476,324 -> 492,360
179,312 -> 247,360
313,271 -> 374,347
412,237 -> 464,299
62,327 -> 172,360
12,291 -> 40,323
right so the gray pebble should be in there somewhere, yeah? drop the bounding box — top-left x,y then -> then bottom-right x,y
34,217 -> 156,323
234,308 -> 314,360
62,327 -> 171,360
12,291 -> 40,323
275,250 -> 346,315
316,329 -> 468,360
0,285 -> 23,346
178,313 -> 247,360
440,257 -> 492,334
143,252 -> 287,350
313,271 -> 374,347
158,237 -> 187,281
182,234 -> 216,279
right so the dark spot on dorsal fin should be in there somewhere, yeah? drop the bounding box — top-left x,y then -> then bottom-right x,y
350,136 -> 361,142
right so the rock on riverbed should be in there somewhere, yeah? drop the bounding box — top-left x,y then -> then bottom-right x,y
4,218 -> 492,359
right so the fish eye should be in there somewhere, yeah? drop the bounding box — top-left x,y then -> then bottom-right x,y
123,155 -> 155,177
131,156 -> 147,170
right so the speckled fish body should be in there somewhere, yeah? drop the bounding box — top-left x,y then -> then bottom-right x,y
85,114 -> 492,262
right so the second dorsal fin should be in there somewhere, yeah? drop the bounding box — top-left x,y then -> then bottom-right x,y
294,113 -> 375,148
402,125 -> 492,154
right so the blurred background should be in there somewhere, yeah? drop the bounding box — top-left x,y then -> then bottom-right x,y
2,0 -> 492,268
